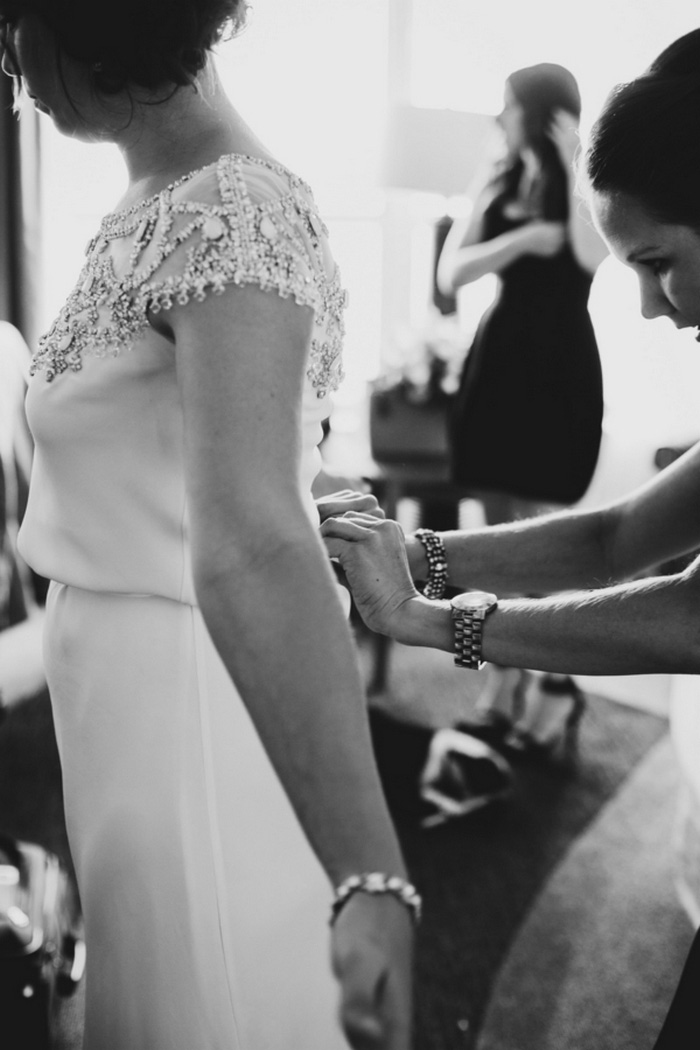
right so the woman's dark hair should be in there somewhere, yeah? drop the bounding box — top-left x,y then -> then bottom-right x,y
585,28 -> 700,226
493,62 -> 581,222
0,0 -> 248,93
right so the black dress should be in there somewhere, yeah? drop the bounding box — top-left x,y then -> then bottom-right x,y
449,195 -> 603,504
652,924 -> 700,1049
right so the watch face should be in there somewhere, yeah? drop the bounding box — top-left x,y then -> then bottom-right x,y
451,590 -> 498,613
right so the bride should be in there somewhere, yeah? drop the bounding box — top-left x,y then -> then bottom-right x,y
1,2 -> 414,1048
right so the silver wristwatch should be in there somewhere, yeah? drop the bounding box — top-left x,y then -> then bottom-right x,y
450,590 -> 498,669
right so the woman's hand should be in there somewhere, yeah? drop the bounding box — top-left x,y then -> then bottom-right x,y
320,513 -> 419,636
332,892 -> 414,1050
547,107 -> 609,274
548,107 -> 580,171
313,471 -> 372,500
317,490 -> 385,523
518,220 -> 567,257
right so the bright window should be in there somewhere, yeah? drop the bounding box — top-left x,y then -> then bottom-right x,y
410,0 -> 700,123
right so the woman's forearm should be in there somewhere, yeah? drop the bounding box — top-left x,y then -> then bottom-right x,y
395,561 -> 700,675
195,525 -> 407,885
408,505 -> 614,597
438,228 -> 530,293
409,444 -> 700,597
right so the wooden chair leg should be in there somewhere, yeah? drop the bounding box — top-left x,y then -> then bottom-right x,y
368,631 -> 391,695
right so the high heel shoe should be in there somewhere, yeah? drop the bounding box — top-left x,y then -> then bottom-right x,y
419,728 -> 514,829
453,708 -> 513,749
454,666 -> 528,750
503,674 -> 586,764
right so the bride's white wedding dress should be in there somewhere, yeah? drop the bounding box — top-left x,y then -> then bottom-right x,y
18,154 -> 351,1050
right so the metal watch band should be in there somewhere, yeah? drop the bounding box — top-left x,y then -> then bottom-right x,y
453,611 -> 486,670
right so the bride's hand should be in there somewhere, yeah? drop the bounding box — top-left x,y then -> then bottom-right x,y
331,892 -> 414,1050
316,490 -> 385,523
320,513 -> 418,637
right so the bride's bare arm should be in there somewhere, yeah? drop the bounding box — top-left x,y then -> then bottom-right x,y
172,283 -> 405,877
170,283 -> 412,1048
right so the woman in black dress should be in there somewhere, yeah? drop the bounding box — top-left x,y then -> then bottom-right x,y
437,64 -> 608,753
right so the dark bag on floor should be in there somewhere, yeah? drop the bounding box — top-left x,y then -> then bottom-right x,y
0,835 -> 85,1049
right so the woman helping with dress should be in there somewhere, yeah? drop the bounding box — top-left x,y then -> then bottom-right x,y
0,3 -> 414,1048
322,27 -> 700,1048
436,63 -> 608,759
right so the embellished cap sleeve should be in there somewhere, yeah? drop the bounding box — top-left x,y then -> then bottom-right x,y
31,155 -> 346,399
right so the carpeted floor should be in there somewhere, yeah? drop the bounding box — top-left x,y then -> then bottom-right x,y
358,631 -> 686,1050
0,629 -> 688,1050
475,735 -> 695,1050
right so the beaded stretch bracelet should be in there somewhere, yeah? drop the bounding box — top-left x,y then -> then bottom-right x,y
330,872 -> 422,926
414,528 -> 448,600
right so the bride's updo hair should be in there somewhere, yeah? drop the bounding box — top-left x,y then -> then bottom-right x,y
0,0 -> 249,92
585,28 -> 700,226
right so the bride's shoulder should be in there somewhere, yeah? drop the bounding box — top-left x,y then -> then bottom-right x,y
174,152 -> 316,213
145,150 -> 342,326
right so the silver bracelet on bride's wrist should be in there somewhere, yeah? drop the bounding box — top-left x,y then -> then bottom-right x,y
330,872 -> 422,926
414,528 -> 448,600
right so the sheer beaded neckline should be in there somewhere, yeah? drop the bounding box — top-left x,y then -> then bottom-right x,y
31,150 -> 346,394
101,153 -> 300,227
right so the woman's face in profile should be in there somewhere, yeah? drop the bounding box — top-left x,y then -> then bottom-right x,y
5,15 -> 58,114
592,190 -> 700,340
8,13 -> 100,140
497,84 -> 526,156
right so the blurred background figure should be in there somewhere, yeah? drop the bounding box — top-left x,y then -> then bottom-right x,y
437,64 -> 608,758
0,320 -> 45,715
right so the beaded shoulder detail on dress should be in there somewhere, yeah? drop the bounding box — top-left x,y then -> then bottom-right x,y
31,154 -> 346,398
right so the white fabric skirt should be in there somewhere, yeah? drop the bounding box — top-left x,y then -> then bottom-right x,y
44,582 -> 349,1050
